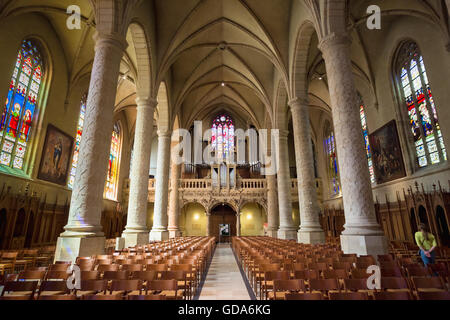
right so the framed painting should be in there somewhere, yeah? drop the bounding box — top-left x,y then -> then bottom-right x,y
369,120 -> 406,184
37,124 -> 74,186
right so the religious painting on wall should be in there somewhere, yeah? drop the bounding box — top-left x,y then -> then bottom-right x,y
37,124 -> 73,186
369,120 -> 406,184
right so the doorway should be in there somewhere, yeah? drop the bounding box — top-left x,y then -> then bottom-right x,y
435,206 -> 450,246
210,204 -> 236,242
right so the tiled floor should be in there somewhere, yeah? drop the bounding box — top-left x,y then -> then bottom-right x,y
198,243 -> 252,300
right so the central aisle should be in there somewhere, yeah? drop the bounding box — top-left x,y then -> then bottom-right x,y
197,243 -> 253,300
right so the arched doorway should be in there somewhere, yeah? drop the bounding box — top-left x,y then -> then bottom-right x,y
435,206 -> 450,246
418,206 -> 429,225
13,209 -> 26,238
24,211 -> 35,248
0,209 -> 7,249
210,204 -> 237,242
410,208 -> 418,236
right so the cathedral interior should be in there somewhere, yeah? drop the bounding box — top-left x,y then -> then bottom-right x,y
0,0 -> 449,301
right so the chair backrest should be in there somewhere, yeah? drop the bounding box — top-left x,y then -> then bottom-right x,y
38,280 -> 69,295
309,279 -> 340,293
273,279 -> 305,298
160,270 -> 186,281
127,294 -> 166,300
2,281 -> 38,298
373,291 -> 412,300
81,271 -> 99,280
412,276 -> 446,291
38,295 -> 77,300
285,293 -> 323,300
79,280 -> 108,292
170,264 -> 193,272
343,278 -> 368,291
332,262 -> 352,272
122,264 -> 143,272
417,291 -> 450,300
45,271 -> 70,280
323,269 -> 348,280
82,294 -> 122,300
377,254 -> 394,262
147,279 -> 178,292
48,264 -> 70,272
329,292 -> 368,300
18,270 -> 46,281
146,264 -> 168,272
103,271 -> 130,280
110,279 -> 142,293
131,271 -> 157,281
379,261 -> 399,269
308,262 -> 328,271
380,277 -> 409,290
97,264 -> 119,272
292,263 -> 305,271
259,263 -> 281,272
380,267 -> 403,278
264,271 -> 290,281
406,266 -> 431,277
351,269 -> 370,279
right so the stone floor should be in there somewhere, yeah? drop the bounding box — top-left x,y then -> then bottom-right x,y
197,243 -> 253,300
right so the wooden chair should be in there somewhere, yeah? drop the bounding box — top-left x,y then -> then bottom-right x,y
1,281 -> 38,300
109,279 -> 142,296
284,292 -> 323,300
417,291 -> 450,300
373,291 -> 413,300
309,279 -> 340,298
97,264 -> 119,272
380,277 -> 411,293
262,271 -> 290,300
80,271 -> 100,280
18,270 -> 46,282
380,267 -> 403,278
38,280 -> 70,297
48,264 -> 70,272
38,295 -> 77,300
45,271 -> 70,281
160,271 -> 187,300
329,292 -> 369,300
127,294 -> 167,300
75,280 -> 108,297
82,294 -> 122,300
121,264 -> 143,272
271,279 -> 305,300
147,279 -> 180,300
0,252 -> 18,274
411,276 -> 447,293
103,270 -> 130,281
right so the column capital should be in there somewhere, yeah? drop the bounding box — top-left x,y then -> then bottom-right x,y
318,33 -> 352,54
157,130 -> 172,138
136,97 -> 158,108
288,97 -> 309,108
278,129 -> 290,139
93,31 -> 128,53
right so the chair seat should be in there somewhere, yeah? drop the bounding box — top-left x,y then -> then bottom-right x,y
416,288 -> 446,293
268,291 -> 292,300
39,291 -> 66,296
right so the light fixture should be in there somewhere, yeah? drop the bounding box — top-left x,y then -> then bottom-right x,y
247,213 -> 252,220
194,213 -> 200,220
221,82 -> 225,87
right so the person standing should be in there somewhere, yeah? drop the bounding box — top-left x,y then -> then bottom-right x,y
415,223 -> 437,266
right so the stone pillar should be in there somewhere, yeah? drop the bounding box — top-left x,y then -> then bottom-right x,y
266,173 -> 279,237
206,212 -> 211,237
55,32 -> 127,263
236,212 -> 241,236
168,155 -> 181,238
149,131 -> 172,241
276,130 -> 297,240
122,98 -> 156,247
318,33 -> 388,256
289,98 -> 325,244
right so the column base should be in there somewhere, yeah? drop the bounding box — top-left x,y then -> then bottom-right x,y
277,229 -> 298,240
55,236 -> 105,263
298,230 -> 325,244
266,230 -> 278,238
122,232 -> 149,247
149,229 -> 169,241
340,234 -> 389,257
169,230 -> 182,238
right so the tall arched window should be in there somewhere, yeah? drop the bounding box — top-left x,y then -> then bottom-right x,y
396,41 -> 447,168
68,94 -> 87,189
211,115 -> 234,159
104,122 -> 122,200
359,103 -> 375,183
0,40 -> 44,170
324,124 -> 340,196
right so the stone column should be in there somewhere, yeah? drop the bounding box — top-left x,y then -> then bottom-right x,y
122,98 -> 156,247
55,32 -> 127,263
168,154 -> 181,238
276,130 -> 297,240
289,98 -> 325,244
149,131 -> 171,241
318,33 -> 388,256
206,212 -> 211,237
236,212 -> 241,236
266,173 -> 279,237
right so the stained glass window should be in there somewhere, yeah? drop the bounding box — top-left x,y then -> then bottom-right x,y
0,40 -> 43,170
324,125 -> 340,196
68,95 -> 87,189
104,122 -> 121,200
359,104 -> 375,183
397,41 -> 446,168
212,115 -> 234,160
